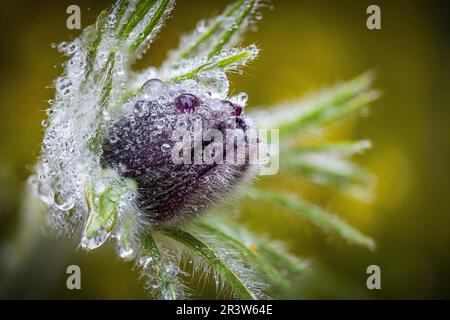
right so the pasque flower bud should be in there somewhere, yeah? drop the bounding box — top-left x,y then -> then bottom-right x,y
102,79 -> 256,223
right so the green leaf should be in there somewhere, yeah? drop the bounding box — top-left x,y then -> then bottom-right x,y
81,177 -> 136,250
114,0 -> 130,30
293,140 -> 372,157
315,89 -> 379,126
98,52 -> 116,109
84,183 -> 118,237
208,0 -> 258,58
163,228 -> 259,299
193,214 -> 308,290
130,0 -> 173,53
138,232 -> 178,300
282,151 -> 375,201
82,9 -> 109,87
253,72 -> 378,137
174,0 -> 246,61
247,188 -> 376,250
168,45 -> 258,82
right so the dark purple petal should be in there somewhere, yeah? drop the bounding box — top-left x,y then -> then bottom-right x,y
101,95 -> 254,224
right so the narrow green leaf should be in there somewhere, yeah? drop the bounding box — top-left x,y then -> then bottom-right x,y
99,52 -> 116,109
194,214 -> 308,290
88,52 -> 116,153
247,188 -> 376,250
163,228 -> 258,299
89,125 -> 104,154
318,89 -> 379,124
119,0 -> 158,41
208,0 -> 258,58
282,152 -> 374,201
280,89 -> 377,136
82,9 -> 109,87
175,0 -> 246,60
114,0 -> 130,30
284,153 -> 373,187
193,221 -> 288,290
139,232 -> 177,300
293,140 -> 372,157
169,46 -> 258,82
201,215 -> 308,275
253,73 -> 377,136
130,0 -> 172,53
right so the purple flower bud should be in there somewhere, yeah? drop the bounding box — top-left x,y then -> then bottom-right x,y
102,85 -> 255,224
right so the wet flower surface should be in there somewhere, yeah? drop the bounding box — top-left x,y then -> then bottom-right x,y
102,80 -> 255,223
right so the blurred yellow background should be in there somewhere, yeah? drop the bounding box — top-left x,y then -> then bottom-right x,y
0,0 -> 449,299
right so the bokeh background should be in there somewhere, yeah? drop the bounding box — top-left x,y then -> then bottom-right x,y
0,0 -> 449,299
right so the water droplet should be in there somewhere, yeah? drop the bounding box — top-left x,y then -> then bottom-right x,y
139,256 -> 153,269
134,100 -> 149,114
156,117 -> 166,129
81,227 -> 111,250
237,92 -> 248,105
118,244 -> 134,260
161,143 -> 171,153
109,133 -> 119,144
142,79 -> 165,98
54,191 -> 75,211
196,70 -> 229,97
175,119 -> 187,129
151,282 -> 161,289
37,182 -> 54,205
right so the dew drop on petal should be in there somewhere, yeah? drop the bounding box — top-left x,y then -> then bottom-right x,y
175,119 -> 187,130
196,70 -> 229,97
109,133 -> 119,144
156,118 -> 166,129
142,79 -> 165,98
174,94 -> 200,113
161,143 -> 171,153
81,227 -> 112,250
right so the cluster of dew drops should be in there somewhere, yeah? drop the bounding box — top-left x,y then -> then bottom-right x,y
30,33 -> 250,242
30,37 -> 116,236
110,69 -> 249,162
